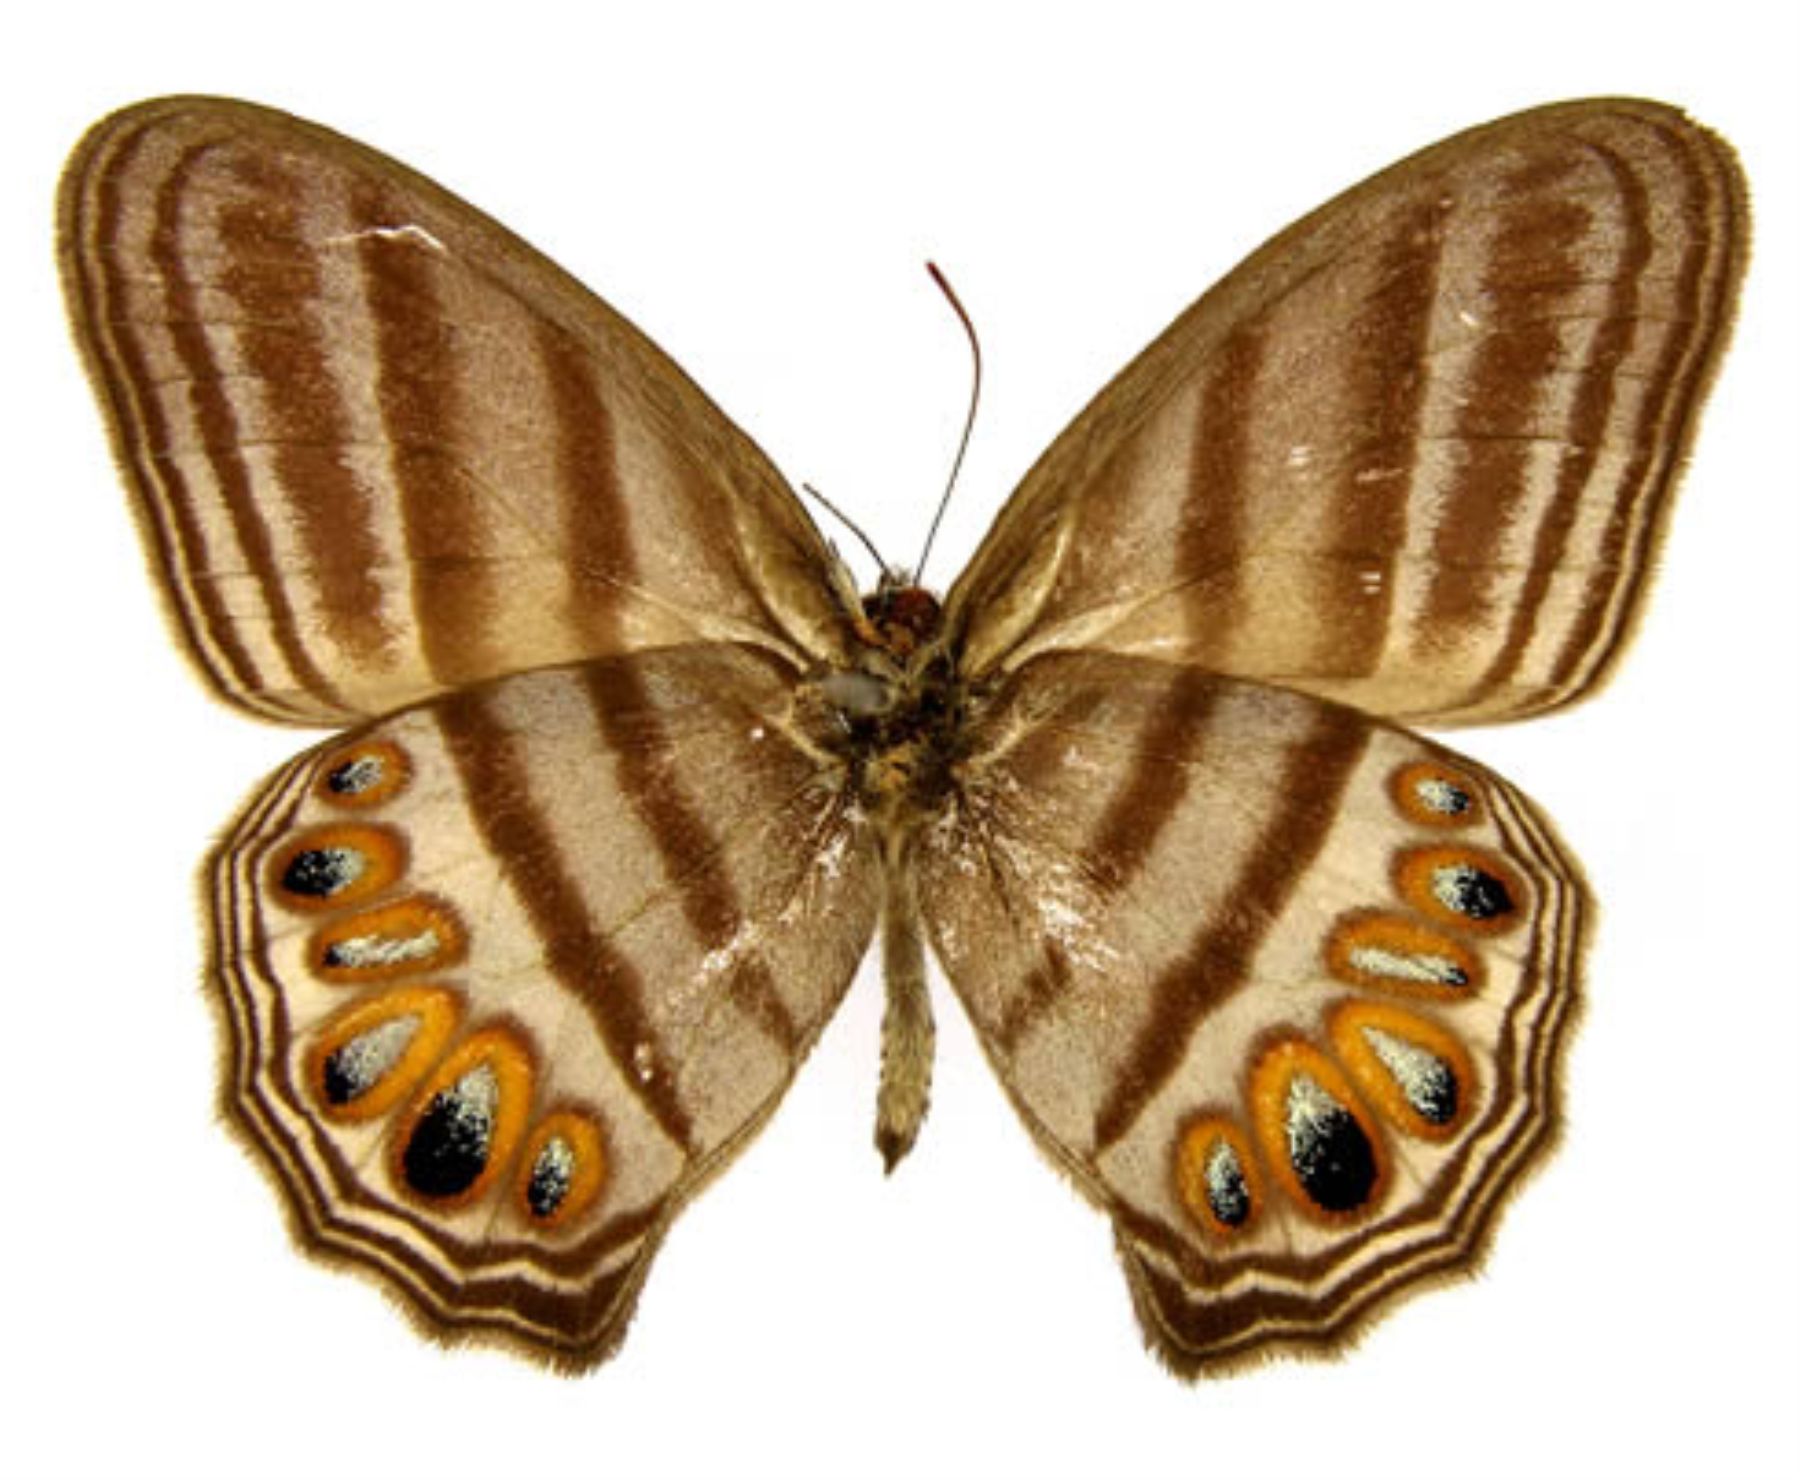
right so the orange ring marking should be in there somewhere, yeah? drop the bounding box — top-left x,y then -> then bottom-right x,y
1329,1000 -> 1477,1142
304,985 -> 461,1122
1172,1115 -> 1263,1239
1248,1039 -> 1388,1224
1324,910 -> 1485,999
517,1110 -> 609,1228
1388,759 -> 1486,828
1394,845 -> 1528,936
314,739 -> 410,808
309,895 -> 467,983
392,1025 -> 536,1210
267,823 -> 408,913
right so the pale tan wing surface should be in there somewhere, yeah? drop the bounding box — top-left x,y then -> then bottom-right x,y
915,652 -> 1584,1371
943,99 -> 1745,725
60,97 -> 857,726
211,643 -> 877,1366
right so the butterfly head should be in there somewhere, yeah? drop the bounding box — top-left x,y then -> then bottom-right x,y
861,574 -> 943,660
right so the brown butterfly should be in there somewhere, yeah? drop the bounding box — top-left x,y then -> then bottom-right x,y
57,95 -> 1744,1374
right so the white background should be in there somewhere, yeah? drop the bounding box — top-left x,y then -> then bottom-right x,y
4,4 -> 1796,1478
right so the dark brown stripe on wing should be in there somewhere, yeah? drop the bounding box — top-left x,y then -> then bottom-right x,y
1086,668 -> 1224,894
439,686 -> 697,1151
1420,154 -> 1590,642
1311,198 -> 1448,676
1180,322 -> 1267,646
1544,123 -> 1742,696
1472,142 -> 1651,701
537,322 -> 632,652
983,667 -> 1222,1058
536,331 -> 798,1053
1093,704 -> 1370,1152
74,123 -> 260,709
993,942 -> 1073,1058
152,140 -> 346,713
356,182 -> 501,688
400,1230 -> 657,1359
214,150 -> 395,667
582,663 -> 800,1053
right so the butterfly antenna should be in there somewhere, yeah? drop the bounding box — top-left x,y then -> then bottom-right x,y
913,261 -> 982,588
802,481 -> 892,576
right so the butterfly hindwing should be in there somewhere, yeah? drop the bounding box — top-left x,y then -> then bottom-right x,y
59,97 -> 858,726
943,99 -> 1745,726
915,650 -> 1584,1370
211,644 -> 878,1364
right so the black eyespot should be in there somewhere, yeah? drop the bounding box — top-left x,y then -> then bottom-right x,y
1286,1077 -> 1379,1212
1408,1060 -> 1459,1125
321,1053 -> 358,1105
402,1067 -> 496,1198
282,846 -> 366,899
1433,863 -> 1515,920
526,1137 -> 575,1219
328,755 -> 387,796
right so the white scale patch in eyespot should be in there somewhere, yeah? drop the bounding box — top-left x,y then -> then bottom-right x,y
1285,1074 -> 1338,1156
289,846 -> 368,895
402,1058 -> 505,1200
1362,1026 -> 1456,1124
327,926 -> 443,969
1346,942 -> 1470,987
329,1015 -> 420,1100
329,755 -> 387,795
448,1064 -> 498,1129
1414,777 -> 1472,816
528,1135 -> 576,1217
1204,1139 -> 1250,1226
1430,862 -> 1512,919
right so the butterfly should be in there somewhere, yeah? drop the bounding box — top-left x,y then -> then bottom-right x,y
57,94 -> 1745,1375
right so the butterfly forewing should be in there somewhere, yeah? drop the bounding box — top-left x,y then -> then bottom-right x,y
916,651 -> 1583,1369
59,98 -> 858,726
944,99 -> 1745,726
212,644 -> 878,1363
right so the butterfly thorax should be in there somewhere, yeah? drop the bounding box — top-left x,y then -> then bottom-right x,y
807,581 -> 967,831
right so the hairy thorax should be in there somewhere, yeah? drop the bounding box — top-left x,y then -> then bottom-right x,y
804,583 -> 969,832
